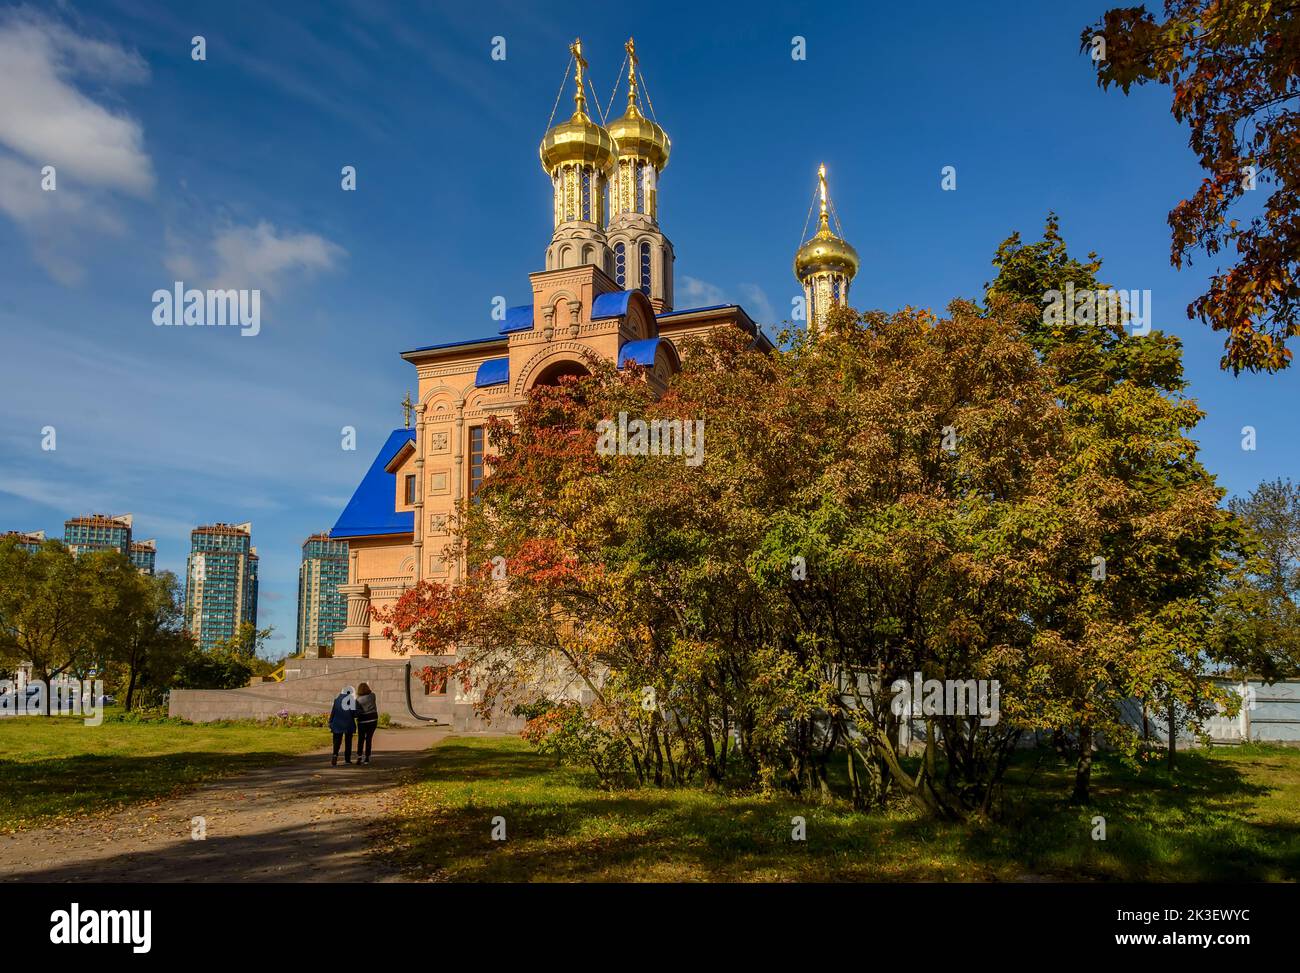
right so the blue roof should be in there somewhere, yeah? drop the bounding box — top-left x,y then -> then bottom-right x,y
475,356 -> 509,387
403,335 -> 506,356
656,304 -> 734,319
592,290 -> 636,320
499,304 -> 533,334
330,429 -> 416,539
619,337 -> 660,369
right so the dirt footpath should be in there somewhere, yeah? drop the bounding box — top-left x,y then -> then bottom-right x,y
0,725 -> 450,882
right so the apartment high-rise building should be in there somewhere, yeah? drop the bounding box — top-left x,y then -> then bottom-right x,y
64,513 -> 133,557
62,514 -> 158,575
2,530 -> 46,553
185,522 -> 259,651
129,539 -> 157,576
296,533 -> 349,658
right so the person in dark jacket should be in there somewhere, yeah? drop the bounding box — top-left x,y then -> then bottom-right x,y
354,682 -> 379,765
329,686 -> 356,766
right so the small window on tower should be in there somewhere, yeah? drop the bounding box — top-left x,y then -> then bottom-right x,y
640,242 -> 651,296
615,243 -> 626,287
404,475 -> 415,505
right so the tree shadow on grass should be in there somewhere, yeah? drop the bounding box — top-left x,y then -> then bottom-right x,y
388,740 -> 1300,882
962,749 -> 1299,881
3,816 -> 394,883
419,742 -> 567,785
0,742 -> 444,881
0,748 -> 326,832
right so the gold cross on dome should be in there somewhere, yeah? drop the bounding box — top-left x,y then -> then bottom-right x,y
625,38 -> 639,107
401,390 -> 414,429
570,38 -> 588,112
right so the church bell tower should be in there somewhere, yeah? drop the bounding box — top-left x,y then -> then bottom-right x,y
540,39 -> 616,275
794,164 -> 858,332
606,38 -> 674,311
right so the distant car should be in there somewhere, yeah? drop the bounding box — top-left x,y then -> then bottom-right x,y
99,694 -> 116,706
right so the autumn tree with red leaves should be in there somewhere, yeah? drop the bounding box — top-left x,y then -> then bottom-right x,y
1085,0 -> 1300,372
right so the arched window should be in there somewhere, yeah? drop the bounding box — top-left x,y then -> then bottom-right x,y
615,242 -> 626,287
635,163 -> 645,212
581,169 -> 592,222
640,242 -> 651,295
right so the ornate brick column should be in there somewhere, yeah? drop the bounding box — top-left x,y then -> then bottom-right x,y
335,582 -> 372,657
333,550 -> 370,657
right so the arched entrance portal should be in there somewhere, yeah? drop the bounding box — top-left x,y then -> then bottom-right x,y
531,358 -> 591,388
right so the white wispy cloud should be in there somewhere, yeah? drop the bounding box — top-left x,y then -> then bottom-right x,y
680,276 -> 728,306
0,10 -> 152,192
0,9 -> 153,282
165,220 -> 347,295
680,277 -> 781,327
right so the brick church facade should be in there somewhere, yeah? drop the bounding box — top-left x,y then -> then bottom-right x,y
326,38 -> 857,660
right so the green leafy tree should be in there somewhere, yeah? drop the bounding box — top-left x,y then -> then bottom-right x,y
989,216 -> 1238,795
172,647 -> 254,690
104,569 -> 190,709
0,538 -> 101,712
1217,478 -> 1300,680
377,221 -> 1244,814
212,622 -> 274,659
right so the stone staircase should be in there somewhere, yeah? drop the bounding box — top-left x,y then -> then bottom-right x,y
168,656 -> 525,732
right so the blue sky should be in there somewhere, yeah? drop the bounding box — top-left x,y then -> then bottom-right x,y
1,0 -> 1296,656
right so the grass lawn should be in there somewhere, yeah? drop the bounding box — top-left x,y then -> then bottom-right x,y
382,736 -> 1300,882
0,712 -> 325,833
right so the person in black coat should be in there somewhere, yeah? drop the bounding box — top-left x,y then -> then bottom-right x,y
329,686 -> 356,766
354,681 -> 379,765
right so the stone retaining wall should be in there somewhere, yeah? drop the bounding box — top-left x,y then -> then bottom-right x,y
169,656 -> 525,732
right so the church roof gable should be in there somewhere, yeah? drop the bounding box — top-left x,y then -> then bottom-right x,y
330,429 -> 416,539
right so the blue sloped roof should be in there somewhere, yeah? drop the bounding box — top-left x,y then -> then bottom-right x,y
619,337 -> 660,369
330,429 -> 416,539
475,356 -> 509,387
656,304 -> 733,319
402,335 -> 505,356
499,304 -> 533,334
592,290 -> 635,319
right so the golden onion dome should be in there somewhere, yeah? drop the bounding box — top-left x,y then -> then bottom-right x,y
795,218 -> 860,279
539,108 -> 615,173
609,102 -> 670,171
540,39 -> 614,174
